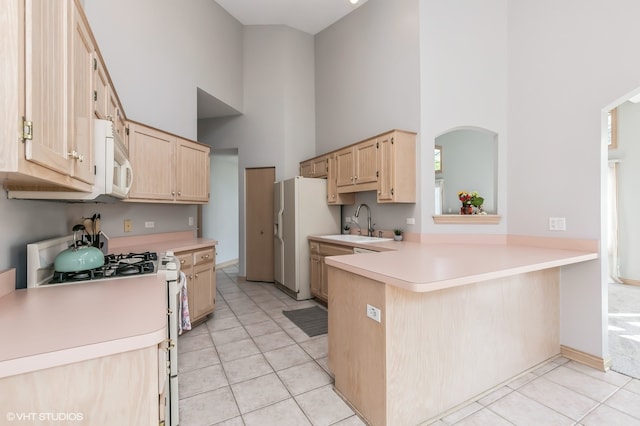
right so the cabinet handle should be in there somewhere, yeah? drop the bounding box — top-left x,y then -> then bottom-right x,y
195,273 -> 199,278
67,151 -> 85,162
189,275 -> 193,280
172,191 -> 176,196
178,191 -> 181,196
180,259 -> 185,264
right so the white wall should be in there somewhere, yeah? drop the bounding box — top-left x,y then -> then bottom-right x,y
0,198 -> 75,289
83,0 -> 244,139
315,0 -> 421,234
203,150 -> 239,265
419,0 -> 508,235
198,25 -> 316,275
507,0 -> 640,358
608,102 -> 640,281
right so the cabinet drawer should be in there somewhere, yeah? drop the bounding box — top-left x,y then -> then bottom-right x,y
310,241 -> 320,254
194,248 -> 215,265
176,253 -> 193,269
320,243 -> 355,257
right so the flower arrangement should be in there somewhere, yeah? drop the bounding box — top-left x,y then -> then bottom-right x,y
458,191 -> 484,208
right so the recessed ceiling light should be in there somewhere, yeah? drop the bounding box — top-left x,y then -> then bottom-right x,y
349,0 -> 359,4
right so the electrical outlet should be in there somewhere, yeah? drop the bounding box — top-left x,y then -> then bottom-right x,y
366,304 -> 381,323
145,221 -> 155,228
124,219 -> 132,233
188,216 -> 194,226
406,217 -> 415,225
549,217 -> 566,231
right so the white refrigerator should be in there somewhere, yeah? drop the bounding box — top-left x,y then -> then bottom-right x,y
274,177 -> 341,300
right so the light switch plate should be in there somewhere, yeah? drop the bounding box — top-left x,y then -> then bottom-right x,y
549,217 -> 566,231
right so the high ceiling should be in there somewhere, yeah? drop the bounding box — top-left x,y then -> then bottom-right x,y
214,0 -> 369,35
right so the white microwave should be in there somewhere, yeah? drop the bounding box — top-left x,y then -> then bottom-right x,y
8,119 -> 133,202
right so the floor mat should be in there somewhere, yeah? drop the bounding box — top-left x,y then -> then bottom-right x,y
282,306 -> 328,337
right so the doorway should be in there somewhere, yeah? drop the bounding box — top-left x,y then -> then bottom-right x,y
245,167 -> 275,282
202,149 -> 239,267
606,97 -> 640,379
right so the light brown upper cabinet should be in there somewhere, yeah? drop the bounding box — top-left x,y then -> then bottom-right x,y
298,129 -> 416,204
127,121 -> 210,204
376,130 -> 416,203
336,137 -> 378,193
299,156 -> 328,178
93,53 -> 127,141
327,153 -> 355,205
1,0 -> 96,192
300,159 -> 314,177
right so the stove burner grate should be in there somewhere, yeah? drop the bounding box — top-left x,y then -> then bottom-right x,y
50,252 -> 158,284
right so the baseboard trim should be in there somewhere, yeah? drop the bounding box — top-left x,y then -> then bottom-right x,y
561,345 -> 611,371
216,259 -> 238,269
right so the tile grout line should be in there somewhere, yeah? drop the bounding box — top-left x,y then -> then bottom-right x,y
213,269 -> 333,425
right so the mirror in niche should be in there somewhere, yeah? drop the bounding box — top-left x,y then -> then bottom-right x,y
434,127 -> 498,216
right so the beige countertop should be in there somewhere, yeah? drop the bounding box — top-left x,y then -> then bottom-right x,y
0,232 -> 218,379
108,231 -> 217,254
0,275 -> 166,378
313,235 -> 599,293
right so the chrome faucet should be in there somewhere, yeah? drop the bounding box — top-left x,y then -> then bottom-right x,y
354,203 -> 374,237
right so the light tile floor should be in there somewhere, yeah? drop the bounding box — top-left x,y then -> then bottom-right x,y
178,266 -> 640,426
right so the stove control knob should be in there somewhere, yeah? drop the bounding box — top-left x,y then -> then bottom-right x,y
165,261 -> 177,271
165,250 -> 174,257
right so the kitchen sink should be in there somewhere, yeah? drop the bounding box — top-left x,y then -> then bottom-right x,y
319,234 -> 393,244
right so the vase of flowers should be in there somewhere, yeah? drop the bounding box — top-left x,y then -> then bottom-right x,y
458,191 -> 484,215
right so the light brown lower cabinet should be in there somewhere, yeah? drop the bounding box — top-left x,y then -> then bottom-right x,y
176,246 -> 216,325
0,345 -> 163,425
309,241 -> 354,303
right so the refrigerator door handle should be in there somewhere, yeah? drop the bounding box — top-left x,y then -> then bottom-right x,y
274,223 -> 278,237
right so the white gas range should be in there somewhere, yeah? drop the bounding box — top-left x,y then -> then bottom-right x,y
27,236 -> 182,426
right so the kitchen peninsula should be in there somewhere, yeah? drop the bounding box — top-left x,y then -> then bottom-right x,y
321,236 -> 598,426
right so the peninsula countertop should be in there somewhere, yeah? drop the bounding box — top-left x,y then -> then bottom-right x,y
311,235 -> 599,293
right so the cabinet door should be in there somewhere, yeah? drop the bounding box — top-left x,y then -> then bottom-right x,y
327,154 -> 354,205
24,0 -> 72,176
192,262 -> 214,320
128,122 -> 176,200
93,55 -> 109,119
320,256 -> 329,301
377,133 -> 394,201
114,106 -> 126,140
69,2 -> 94,184
335,147 -> 354,187
310,254 -> 322,298
176,138 -> 210,202
354,138 -> 377,184
312,156 -> 328,178
300,160 -> 313,177
106,85 -> 118,123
